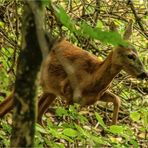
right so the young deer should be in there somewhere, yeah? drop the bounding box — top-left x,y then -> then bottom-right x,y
0,21 -> 147,125
38,20 -> 147,124
37,39 -> 147,124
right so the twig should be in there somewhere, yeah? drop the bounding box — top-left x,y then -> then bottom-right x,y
0,28 -> 20,48
127,0 -> 148,39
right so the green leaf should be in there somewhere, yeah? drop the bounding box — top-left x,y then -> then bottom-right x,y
78,114 -> 88,123
50,142 -> 65,148
63,128 -> 78,138
41,0 -> 51,6
56,106 -> 68,116
69,104 -> 77,113
96,20 -> 104,29
49,128 -> 62,138
48,128 -> 74,142
55,6 -> 76,32
60,134 -> 74,142
124,126 -> 134,136
95,112 -> 106,128
129,139 -> 139,148
54,6 -> 127,46
1,122 -> 11,134
109,125 -> 124,134
140,109 -> 148,127
130,111 -> 141,122
79,22 -> 126,46
74,124 -> 89,137
36,124 -> 48,134
91,135 -> 106,145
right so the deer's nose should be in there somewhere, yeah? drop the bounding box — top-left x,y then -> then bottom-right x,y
137,72 -> 148,80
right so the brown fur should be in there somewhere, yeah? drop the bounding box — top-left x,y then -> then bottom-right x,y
0,39 -> 147,125
38,39 -> 147,124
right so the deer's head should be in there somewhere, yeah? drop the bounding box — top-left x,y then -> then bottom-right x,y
111,20 -> 148,79
112,45 -> 148,79
111,19 -> 147,80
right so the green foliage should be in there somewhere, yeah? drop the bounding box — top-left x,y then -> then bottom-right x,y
56,105 -> 88,123
33,105 -> 147,147
130,108 -> 148,131
0,120 -> 11,147
0,47 -> 15,95
55,106 -> 68,117
109,125 -> 124,134
0,0 -> 147,147
0,0 -> 5,4
41,0 -> 51,7
55,6 -> 128,46
35,114 -> 108,147
96,20 -> 104,29
63,128 -> 78,138
130,111 -> 141,122
95,112 -> 106,129
55,6 -> 77,33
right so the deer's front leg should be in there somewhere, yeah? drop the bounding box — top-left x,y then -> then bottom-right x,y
99,91 -> 121,124
37,92 -> 56,125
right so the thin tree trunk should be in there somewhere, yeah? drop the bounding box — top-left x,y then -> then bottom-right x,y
10,1 -> 43,147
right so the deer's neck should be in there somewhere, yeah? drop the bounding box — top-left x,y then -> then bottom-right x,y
92,51 -> 122,92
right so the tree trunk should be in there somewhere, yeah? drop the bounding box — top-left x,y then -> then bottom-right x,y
10,1 -> 43,147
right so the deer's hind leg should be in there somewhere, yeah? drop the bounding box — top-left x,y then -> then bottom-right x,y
0,93 -> 14,118
99,91 -> 121,125
37,92 -> 56,125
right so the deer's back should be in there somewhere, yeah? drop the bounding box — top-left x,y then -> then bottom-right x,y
40,39 -> 103,100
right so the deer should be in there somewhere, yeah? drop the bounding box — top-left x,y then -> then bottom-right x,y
0,21 -> 147,125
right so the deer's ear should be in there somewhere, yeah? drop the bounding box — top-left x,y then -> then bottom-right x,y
123,19 -> 133,40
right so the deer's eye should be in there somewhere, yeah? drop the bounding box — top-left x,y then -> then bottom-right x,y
127,54 -> 136,60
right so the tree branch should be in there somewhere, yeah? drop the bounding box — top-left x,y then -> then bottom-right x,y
127,0 -> 148,39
